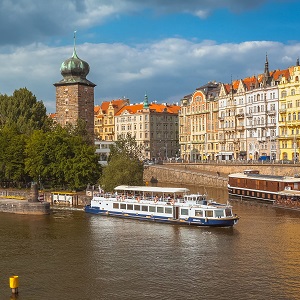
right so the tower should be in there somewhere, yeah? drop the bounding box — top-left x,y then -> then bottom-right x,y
54,32 -> 96,135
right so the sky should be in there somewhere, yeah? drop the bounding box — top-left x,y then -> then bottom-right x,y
0,0 -> 300,113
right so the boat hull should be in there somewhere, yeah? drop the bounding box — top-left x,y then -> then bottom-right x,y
85,205 -> 239,227
228,186 -> 276,203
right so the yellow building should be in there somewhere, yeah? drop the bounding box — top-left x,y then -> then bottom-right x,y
278,61 -> 300,161
179,82 -> 220,161
94,99 -> 129,140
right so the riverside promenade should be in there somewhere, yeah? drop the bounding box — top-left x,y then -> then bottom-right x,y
143,161 -> 300,188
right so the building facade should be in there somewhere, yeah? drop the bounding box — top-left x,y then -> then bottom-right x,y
115,95 -> 180,160
179,57 -> 300,162
278,60 -> 300,161
179,82 -> 220,161
94,99 -> 129,140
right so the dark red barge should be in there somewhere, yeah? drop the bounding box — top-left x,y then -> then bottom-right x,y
228,169 -> 300,204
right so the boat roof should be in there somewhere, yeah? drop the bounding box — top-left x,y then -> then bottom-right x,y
114,185 -> 189,194
228,173 -> 300,182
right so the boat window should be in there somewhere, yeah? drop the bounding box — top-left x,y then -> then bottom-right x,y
142,205 -> 148,212
215,210 -> 224,217
165,207 -> 172,214
127,204 -> 133,210
120,203 -> 126,210
225,208 -> 232,217
195,210 -> 203,217
181,208 -> 189,215
149,206 -> 156,213
134,205 -> 140,211
157,206 -> 164,213
113,203 -> 119,209
205,210 -> 213,217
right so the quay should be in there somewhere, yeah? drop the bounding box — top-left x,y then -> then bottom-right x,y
0,199 -> 50,215
143,162 -> 300,188
0,183 -> 50,215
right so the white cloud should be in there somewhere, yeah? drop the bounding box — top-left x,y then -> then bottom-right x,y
1,38 -> 299,113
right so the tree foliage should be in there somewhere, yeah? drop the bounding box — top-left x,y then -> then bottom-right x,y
100,155 -> 144,192
109,133 -> 144,161
0,87 -> 50,134
0,87 -> 105,190
25,125 -> 102,190
100,133 -> 144,192
0,126 -> 28,185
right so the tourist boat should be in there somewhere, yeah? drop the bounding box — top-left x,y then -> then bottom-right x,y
228,169 -> 300,203
84,185 -> 239,227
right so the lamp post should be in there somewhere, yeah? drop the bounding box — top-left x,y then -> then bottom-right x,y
293,128 -> 297,163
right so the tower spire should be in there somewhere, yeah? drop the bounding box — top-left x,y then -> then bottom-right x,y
73,30 -> 78,58
264,53 -> 270,77
143,92 -> 149,109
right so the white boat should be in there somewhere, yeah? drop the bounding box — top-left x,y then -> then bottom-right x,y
84,185 -> 239,227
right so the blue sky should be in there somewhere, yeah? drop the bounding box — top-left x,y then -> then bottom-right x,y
0,0 -> 299,112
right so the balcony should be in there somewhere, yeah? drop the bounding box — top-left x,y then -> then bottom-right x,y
236,126 -> 245,131
267,110 -> 276,116
257,137 -> 266,143
246,113 -> 253,118
279,108 -> 286,113
277,135 -> 290,140
236,113 -> 245,118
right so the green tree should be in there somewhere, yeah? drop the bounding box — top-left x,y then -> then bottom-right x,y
109,133 -> 144,161
0,126 -> 28,185
100,133 -> 144,192
25,125 -> 101,190
100,154 -> 144,192
0,88 -> 50,134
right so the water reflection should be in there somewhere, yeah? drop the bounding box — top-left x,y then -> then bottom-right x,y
0,188 -> 300,299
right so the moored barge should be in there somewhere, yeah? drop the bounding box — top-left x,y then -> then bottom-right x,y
228,169 -> 300,203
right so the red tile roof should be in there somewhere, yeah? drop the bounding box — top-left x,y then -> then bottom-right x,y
115,103 -> 180,116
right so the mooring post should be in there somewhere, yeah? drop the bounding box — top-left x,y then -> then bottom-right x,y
9,275 -> 19,295
28,182 -> 39,202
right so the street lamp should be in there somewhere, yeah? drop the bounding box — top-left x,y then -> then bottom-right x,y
293,128 -> 298,163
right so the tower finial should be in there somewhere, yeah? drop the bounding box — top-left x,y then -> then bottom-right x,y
73,30 -> 77,57
143,92 -> 149,109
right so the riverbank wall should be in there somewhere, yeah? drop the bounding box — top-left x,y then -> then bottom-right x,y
143,163 -> 300,188
0,199 -> 50,215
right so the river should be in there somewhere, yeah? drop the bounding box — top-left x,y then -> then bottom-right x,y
0,187 -> 299,300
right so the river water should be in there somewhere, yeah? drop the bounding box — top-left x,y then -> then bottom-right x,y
0,187 -> 300,300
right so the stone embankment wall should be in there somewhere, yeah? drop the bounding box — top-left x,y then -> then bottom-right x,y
143,163 -> 300,188
0,200 -> 50,215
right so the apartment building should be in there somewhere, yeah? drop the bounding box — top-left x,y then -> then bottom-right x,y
94,99 -> 129,140
179,57 -> 300,161
278,60 -> 300,161
179,82 -> 220,161
115,95 -> 180,160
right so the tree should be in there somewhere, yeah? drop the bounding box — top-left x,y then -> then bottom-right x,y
0,88 -> 50,134
0,126 -> 28,186
109,133 -> 144,161
25,125 -> 102,190
100,154 -> 144,192
100,133 -> 144,191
